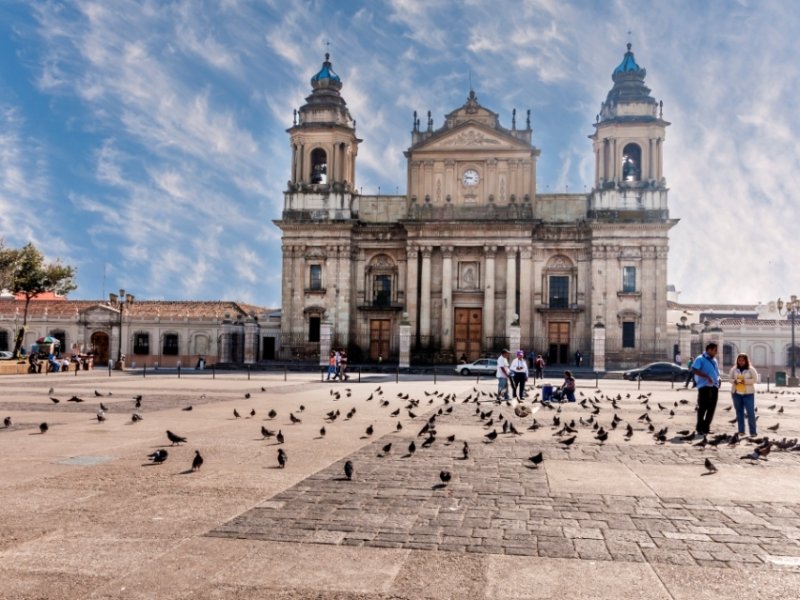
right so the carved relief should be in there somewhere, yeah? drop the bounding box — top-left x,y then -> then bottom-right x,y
546,254 -> 574,269
458,261 -> 480,290
441,130 -> 501,147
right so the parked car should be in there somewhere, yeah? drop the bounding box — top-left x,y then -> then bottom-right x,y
0,351 -> 14,360
623,361 -> 689,381
454,358 -> 498,376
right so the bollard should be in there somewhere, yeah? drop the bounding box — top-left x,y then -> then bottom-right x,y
321,367 -> 324,382
284,365 -> 287,381
396,367 -> 399,384
178,364 -> 181,379
671,373 -> 675,389
74,362 -> 78,377
766,376 -> 770,392
108,362 -> 111,378
247,365 -> 251,380
476,373 -> 480,386
434,368 -> 437,385
212,364 -> 215,380
358,367 -> 361,383
143,364 -> 146,378
595,372 -> 599,388
637,376 -> 641,390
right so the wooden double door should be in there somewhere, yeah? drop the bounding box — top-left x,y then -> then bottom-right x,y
547,321 -> 570,365
369,319 -> 391,361
454,308 -> 482,362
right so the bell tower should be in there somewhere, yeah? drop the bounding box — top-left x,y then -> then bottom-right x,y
286,53 -> 361,195
589,44 -> 670,216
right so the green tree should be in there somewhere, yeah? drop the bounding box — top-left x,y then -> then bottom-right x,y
10,243 -> 77,357
0,239 -> 18,292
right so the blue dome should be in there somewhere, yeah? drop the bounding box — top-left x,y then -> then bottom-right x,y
311,53 -> 341,89
613,43 -> 642,74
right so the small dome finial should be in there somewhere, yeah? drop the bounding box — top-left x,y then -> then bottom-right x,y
626,42 -> 632,52
325,52 -> 330,62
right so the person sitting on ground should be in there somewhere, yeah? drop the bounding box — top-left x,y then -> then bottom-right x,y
560,370 -> 577,402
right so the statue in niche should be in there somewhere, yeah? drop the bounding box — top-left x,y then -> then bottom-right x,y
460,262 -> 478,290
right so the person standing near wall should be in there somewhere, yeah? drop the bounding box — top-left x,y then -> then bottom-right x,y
692,342 -> 720,435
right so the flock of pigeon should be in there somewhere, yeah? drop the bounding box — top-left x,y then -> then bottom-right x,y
2,381 -> 797,484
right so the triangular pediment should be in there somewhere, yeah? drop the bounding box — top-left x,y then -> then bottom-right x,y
411,122 -> 531,152
81,304 -> 119,322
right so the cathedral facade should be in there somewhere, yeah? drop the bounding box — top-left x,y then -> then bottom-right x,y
275,45 -> 676,368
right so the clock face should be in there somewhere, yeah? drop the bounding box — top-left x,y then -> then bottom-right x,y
462,169 -> 480,187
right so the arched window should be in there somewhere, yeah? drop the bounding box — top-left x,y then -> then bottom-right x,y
723,343 -> 736,367
622,143 -> 641,182
310,148 -> 328,184
366,254 -> 398,308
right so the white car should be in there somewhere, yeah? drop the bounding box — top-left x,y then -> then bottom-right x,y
454,358 -> 498,376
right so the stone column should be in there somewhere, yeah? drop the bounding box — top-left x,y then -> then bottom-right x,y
244,320 -> 258,364
219,320 -> 233,363
420,246 -> 433,344
509,324 -> 521,355
441,246 -> 454,350
505,246 -> 517,336
592,322 -> 606,373
677,321 -> 691,366
319,320 -> 332,367
483,246 -> 497,346
405,245 -> 419,341
519,246 -> 532,343
399,315 -> 411,368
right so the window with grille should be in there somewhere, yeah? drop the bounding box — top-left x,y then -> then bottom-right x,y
133,333 -> 150,355
374,275 -> 391,307
163,334 -> 179,355
549,276 -> 569,308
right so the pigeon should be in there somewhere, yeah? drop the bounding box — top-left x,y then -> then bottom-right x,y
445,434 -> 456,444
694,436 -> 708,449
407,440 -> 416,455
131,413 -> 143,423
396,421 -> 403,431
290,413 -> 301,424
380,443 -> 392,456
528,451 -> 544,467
250,409 -> 256,417
94,390 -> 103,397
50,397 -> 60,404
703,458 -> 717,474
233,409 -> 241,418
166,430 -> 187,445
48,387 -> 54,394
182,406 -> 193,411
462,441 -> 470,459
148,449 -> 168,463
559,435 -> 577,447
390,408 -> 400,417
276,430 -> 284,444
39,422 -> 48,434
96,412 -> 106,423
344,460 -> 354,480
439,470 -> 452,485
192,450 -> 204,471
4,416 -> 11,427
68,396 -> 83,403
319,426 -> 326,437
268,409 -> 277,419
99,402 -> 108,412
421,435 -> 436,448
277,448 -> 287,468
595,430 -> 608,443
484,429 -> 498,442
365,424 -> 374,436
299,405 -> 305,412
767,423 -> 780,432
261,426 -> 275,439
244,393 -> 251,399
133,395 -> 142,408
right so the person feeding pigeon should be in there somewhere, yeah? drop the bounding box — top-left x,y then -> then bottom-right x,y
728,352 -> 759,437
692,342 -> 721,436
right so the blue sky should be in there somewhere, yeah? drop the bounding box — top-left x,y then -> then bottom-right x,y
0,0 -> 798,307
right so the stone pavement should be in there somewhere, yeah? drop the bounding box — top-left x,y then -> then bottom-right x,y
1,372 -> 799,599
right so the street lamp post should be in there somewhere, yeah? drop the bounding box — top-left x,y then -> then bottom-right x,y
777,295 -> 799,387
109,289 -> 135,370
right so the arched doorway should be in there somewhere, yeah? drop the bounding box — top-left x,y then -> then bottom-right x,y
90,332 -> 110,365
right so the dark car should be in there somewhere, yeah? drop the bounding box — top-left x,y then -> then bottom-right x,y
623,362 -> 690,381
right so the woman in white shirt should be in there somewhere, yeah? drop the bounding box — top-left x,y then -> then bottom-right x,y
510,350 -> 529,400
729,353 -> 759,436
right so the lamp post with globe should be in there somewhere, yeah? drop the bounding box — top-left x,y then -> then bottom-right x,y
777,295 -> 799,387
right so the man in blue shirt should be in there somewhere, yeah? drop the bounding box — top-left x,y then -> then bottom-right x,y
692,342 -> 720,435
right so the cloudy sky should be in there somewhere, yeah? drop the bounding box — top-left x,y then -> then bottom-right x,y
0,0 -> 798,307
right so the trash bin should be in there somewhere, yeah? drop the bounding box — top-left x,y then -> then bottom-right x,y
775,371 -> 787,387
542,384 -> 554,402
